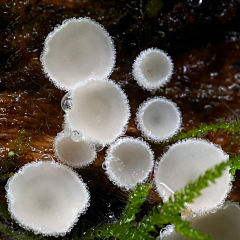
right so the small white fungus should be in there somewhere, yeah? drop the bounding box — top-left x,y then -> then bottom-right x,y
104,137 -> 154,189
41,17 -> 116,91
132,48 -> 173,91
160,202 -> 240,240
154,139 -> 232,214
54,131 -> 97,168
6,161 -> 90,236
65,78 -> 130,145
136,97 -> 182,142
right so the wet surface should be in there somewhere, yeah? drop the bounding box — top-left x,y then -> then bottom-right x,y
1,0 -> 240,239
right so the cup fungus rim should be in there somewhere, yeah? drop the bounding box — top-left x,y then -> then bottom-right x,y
53,131 -> 97,168
5,160 -> 90,237
135,96 -> 182,142
104,137 -> 154,189
154,138 -> 233,215
40,17 -> 116,91
65,78 -> 131,146
132,48 -> 173,91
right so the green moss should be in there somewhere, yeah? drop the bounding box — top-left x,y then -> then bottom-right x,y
144,0 -> 164,18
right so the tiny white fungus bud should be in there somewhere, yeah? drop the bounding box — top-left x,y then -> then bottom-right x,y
65,78 -> 130,145
160,202 -> 240,240
132,48 -> 173,91
154,139 -> 232,214
41,18 -> 116,91
54,131 -> 96,167
104,137 -> 154,189
5,161 -> 90,236
136,97 -> 182,142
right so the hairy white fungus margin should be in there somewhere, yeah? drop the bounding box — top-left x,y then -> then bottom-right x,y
132,48 -> 173,91
5,161 -> 90,236
159,202 -> 240,240
41,17 -> 116,91
65,78 -> 130,145
136,97 -> 182,142
154,139 -> 232,214
104,137 -> 154,189
54,131 -> 97,168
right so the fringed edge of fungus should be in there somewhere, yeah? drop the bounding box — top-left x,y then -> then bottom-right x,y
5,160 -> 90,237
154,138 -> 233,215
132,48 -> 173,91
40,17 -> 116,91
104,137 -> 154,190
65,78 -> 131,146
135,96 -> 182,142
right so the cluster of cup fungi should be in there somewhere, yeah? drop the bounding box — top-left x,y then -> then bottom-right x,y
4,17 -> 240,239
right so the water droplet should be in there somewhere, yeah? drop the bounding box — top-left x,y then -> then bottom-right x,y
40,154 -> 54,161
61,92 -> 72,112
108,212 -> 115,219
71,130 -> 83,142
90,141 -> 104,152
188,0 -> 202,7
102,162 -> 107,170
163,145 -> 170,153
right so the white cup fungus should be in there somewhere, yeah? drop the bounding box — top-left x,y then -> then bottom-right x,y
132,48 -> 173,91
54,131 -> 97,168
65,78 -> 130,145
41,17 -> 115,91
136,97 -> 182,142
154,139 -> 232,214
104,137 -> 154,189
159,202 -> 240,240
5,161 -> 90,236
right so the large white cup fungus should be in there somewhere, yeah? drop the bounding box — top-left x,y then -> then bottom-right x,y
54,131 -> 97,168
136,97 -> 182,142
5,161 -> 90,236
41,17 -> 115,91
154,139 -> 232,214
65,78 -> 130,145
132,48 -> 173,91
159,202 -> 240,240
104,137 -> 154,189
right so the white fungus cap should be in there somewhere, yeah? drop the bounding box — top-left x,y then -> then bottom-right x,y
5,161 -> 90,236
159,202 -> 240,240
154,139 -> 232,214
41,17 -> 116,91
54,131 -> 97,168
132,48 -> 173,91
136,97 -> 182,142
104,137 -> 154,189
65,78 -> 130,145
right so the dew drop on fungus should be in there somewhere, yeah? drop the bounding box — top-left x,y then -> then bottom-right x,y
90,141 -> 104,152
71,130 -> 83,142
61,92 -> 72,112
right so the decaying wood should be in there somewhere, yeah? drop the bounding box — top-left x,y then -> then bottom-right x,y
1,0 -> 240,238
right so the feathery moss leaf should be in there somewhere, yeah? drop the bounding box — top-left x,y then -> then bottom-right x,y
163,120 -> 240,145
82,157 -> 236,240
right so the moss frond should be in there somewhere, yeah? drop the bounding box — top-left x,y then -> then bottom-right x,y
82,157 -> 233,240
163,120 -> 240,145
